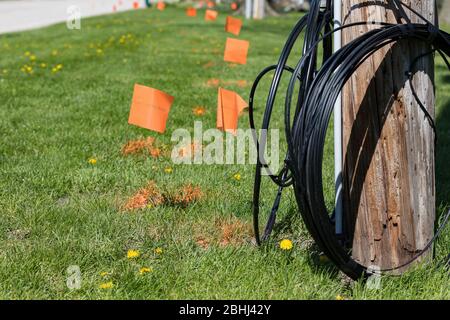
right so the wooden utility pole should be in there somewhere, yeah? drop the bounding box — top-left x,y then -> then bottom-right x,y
341,0 -> 435,272
253,0 -> 265,19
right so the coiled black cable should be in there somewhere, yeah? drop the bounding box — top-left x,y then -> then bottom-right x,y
250,0 -> 450,280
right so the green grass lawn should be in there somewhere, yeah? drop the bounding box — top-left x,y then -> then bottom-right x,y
0,6 -> 449,299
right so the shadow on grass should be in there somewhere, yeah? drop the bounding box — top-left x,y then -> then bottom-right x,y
270,207 -> 342,278
435,77 -> 450,213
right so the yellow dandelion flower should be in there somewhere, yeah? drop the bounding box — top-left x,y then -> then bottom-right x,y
24,51 -> 31,56
336,294 -> 345,300
127,249 -> 140,259
100,271 -> 110,277
88,158 -> 97,165
40,63 -> 47,68
51,50 -> 58,56
56,64 -> 63,70
164,167 -> 173,174
99,281 -> 113,289
154,247 -> 163,255
96,49 -> 103,55
139,267 -> 152,275
30,55 -> 36,61
279,239 -> 293,251
233,173 -> 241,181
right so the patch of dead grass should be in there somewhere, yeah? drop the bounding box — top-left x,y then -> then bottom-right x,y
193,216 -> 252,249
218,218 -> 252,247
122,182 -> 203,211
121,137 -> 162,158
166,184 -> 203,208
204,78 -> 248,88
122,181 -> 165,211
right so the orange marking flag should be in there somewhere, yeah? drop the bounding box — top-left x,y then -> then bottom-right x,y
157,1 -> 166,10
223,38 -> 249,65
216,87 -> 248,134
205,9 -> 218,21
128,84 -> 174,134
225,16 -> 242,36
231,2 -> 238,10
133,1 -> 139,9
186,7 -> 197,17
207,1 -> 215,8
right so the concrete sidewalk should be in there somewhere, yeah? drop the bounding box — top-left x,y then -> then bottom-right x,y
0,0 -> 144,34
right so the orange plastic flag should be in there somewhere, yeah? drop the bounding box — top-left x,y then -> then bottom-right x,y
133,1 -> 139,9
128,84 -> 174,134
186,7 -> 197,17
225,16 -> 242,36
157,1 -> 166,10
231,2 -> 238,10
205,9 -> 218,21
223,38 -> 249,65
207,1 -> 215,8
216,87 -> 248,134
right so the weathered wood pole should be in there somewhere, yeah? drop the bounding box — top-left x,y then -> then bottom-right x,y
253,0 -> 265,19
341,0 -> 435,272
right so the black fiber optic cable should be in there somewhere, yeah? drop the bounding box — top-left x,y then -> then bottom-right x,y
250,0 -> 450,280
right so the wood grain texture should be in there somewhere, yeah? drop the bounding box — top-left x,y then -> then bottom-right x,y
341,0 -> 435,271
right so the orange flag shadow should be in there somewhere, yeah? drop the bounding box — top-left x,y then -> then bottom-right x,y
157,1 -> 166,10
225,16 -> 242,36
186,7 -> 197,17
223,38 -> 249,65
128,84 -> 174,134
205,9 -> 218,21
217,87 -> 248,134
